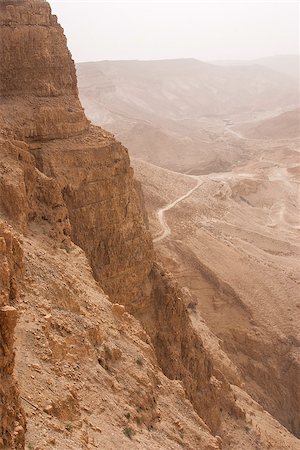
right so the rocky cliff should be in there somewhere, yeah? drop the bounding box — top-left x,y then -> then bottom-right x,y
0,0 -> 88,141
0,1 -> 299,449
0,0 -> 225,428
0,223 -> 26,449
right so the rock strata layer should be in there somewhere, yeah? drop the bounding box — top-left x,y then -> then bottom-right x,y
0,223 -> 25,449
0,1 -> 299,449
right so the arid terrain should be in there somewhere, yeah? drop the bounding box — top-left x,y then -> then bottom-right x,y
77,55 -> 300,446
76,57 -> 299,174
0,1 -> 300,450
132,118 -> 300,436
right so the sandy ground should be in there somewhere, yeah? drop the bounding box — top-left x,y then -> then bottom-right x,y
77,57 -> 300,441
132,112 -> 300,438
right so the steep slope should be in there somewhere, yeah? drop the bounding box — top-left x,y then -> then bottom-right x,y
1,137 -> 222,449
1,1 -> 235,438
0,0 -> 223,447
0,222 -> 26,449
235,108 -> 300,139
1,1 -> 299,449
132,152 -> 300,439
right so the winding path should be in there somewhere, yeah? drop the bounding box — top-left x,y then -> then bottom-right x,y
153,111 -> 296,243
226,127 -> 247,140
153,178 -> 203,243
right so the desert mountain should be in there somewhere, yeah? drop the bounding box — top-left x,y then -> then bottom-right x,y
212,54 -> 300,79
76,58 -> 298,120
0,1 -> 299,450
76,58 -> 299,173
234,108 -> 300,139
132,142 -> 300,439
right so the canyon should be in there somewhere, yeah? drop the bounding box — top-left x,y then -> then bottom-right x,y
77,48 -> 300,447
0,1 -> 299,449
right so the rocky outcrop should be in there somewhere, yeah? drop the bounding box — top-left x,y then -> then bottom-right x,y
30,127 -> 154,310
0,1 -> 75,97
0,0 -> 231,439
0,223 -> 25,449
4,1 -> 239,434
0,133 -> 221,448
148,263 -> 244,433
0,135 -> 71,244
0,0 -> 88,141
1,1 -> 299,449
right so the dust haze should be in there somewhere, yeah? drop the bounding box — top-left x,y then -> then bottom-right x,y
1,1 -> 300,449
50,0 -> 299,62
74,1 -> 300,442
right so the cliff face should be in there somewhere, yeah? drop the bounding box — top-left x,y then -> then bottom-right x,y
3,0 -> 230,432
0,0 -> 88,141
1,1 -> 299,449
0,223 -> 25,449
0,137 -> 221,448
0,1 -> 75,97
0,0 -> 153,310
0,0 -> 224,442
31,128 -> 154,311
2,1 -> 225,429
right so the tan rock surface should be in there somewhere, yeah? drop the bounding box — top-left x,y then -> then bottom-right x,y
0,1 -> 299,449
132,145 -> 300,441
0,223 -> 26,449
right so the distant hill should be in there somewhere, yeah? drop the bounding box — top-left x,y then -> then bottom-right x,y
76,58 -> 299,172
211,55 -> 299,79
236,108 -> 300,139
77,58 -> 299,123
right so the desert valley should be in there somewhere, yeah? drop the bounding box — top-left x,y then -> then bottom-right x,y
77,57 -> 300,445
0,1 -> 299,449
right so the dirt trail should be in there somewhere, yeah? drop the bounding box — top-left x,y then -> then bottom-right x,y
226,126 -> 247,140
153,178 -> 203,243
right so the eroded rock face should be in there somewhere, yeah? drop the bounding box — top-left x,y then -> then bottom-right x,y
0,1 -> 75,97
0,135 -> 71,244
0,0 -> 89,141
30,127 -> 154,310
7,1 -> 234,433
0,0 -> 153,310
0,224 -> 25,449
0,0 -> 229,438
1,2 -> 299,449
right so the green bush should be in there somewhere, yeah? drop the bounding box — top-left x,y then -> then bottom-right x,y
123,426 -> 135,439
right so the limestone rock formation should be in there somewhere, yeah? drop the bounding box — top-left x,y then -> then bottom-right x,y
0,1 -> 299,449
0,0 -> 237,435
0,0 -> 88,141
0,223 -> 25,449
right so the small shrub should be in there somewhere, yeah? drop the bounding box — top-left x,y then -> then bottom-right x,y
135,416 -> 143,426
65,422 -> 73,432
187,301 -> 197,312
104,345 -> 112,360
136,356 -> 143,367
123,426 -> 135,439
28,444 -> 34,450
124,412 -> 131,420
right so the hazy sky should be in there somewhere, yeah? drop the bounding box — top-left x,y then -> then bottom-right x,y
49,1 -> 299,62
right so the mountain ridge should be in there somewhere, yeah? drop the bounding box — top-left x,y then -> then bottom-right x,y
0,1 -> 299,449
